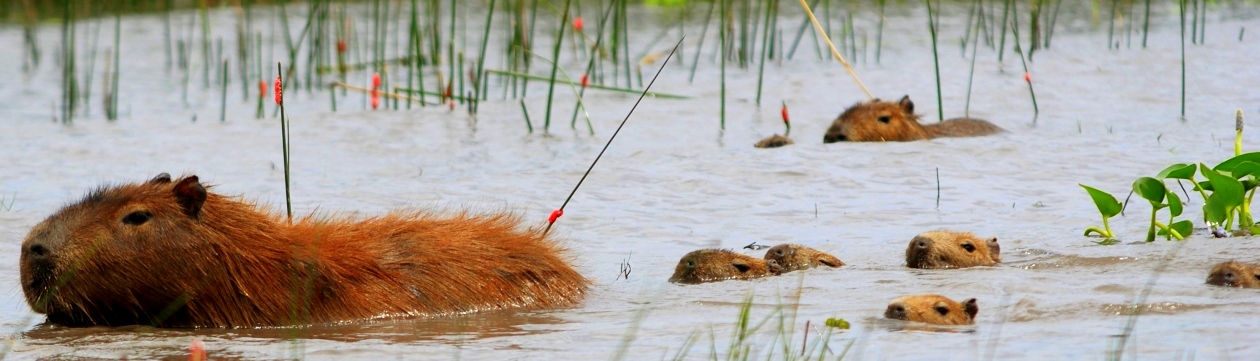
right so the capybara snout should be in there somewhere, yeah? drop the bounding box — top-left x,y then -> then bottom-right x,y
1206,261 -> 1260,288
905,230 -> 1000,269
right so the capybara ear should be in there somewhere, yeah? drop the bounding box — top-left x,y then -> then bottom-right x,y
173,176 -> 207,219
817,254 -> 845,268
963,298 -> 979,320
898,95 -> 914,114
987,237 -> 1001,262
733,262 -> 752,274
149,173 -> 172,184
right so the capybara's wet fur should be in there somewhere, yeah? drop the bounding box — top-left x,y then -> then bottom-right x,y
823,95 -> 1003,142
754,134 -> 794,148
19,174 -> 589,327
1206,261 -> 1260,288
884,294 -> 978,326
905,230 -> 1000,269
763,244 -> 844,273
669,249 -> 783,284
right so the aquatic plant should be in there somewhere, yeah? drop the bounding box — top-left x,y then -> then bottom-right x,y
1080,184 -> 1121,242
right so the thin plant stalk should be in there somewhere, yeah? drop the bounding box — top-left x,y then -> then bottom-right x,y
755,0 -> 777,105
520,99 -> 534,133
1180,0 -> 1186,117
220,60 -> 228,121
473,0 -> 497,114
542,0 -> 573,132
796,0 -> 873,99
688,0 -> 717,83
276,63 -> 292,222
925,0 -> 944,121
1010,20 -> 1039,123
571,0 -> 620,128
720,0 -> 727,130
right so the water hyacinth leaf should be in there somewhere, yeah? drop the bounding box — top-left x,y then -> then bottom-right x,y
1170,220 -> 1193,238
1204,197 -> 1229,224
1132,177 -> 1166,205
1167,189 -> 1183,217
1200,164 -> 1245,208
1231,161 -> 1260,179
1080,184 -> 1122,218
1197,180 -> 1214,192
1213,151 -> 1260,173
1156,163 -> 1196,180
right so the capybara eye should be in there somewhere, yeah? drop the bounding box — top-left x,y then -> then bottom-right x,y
934,305 -> 950,315
962,243 -> 975,252
122,211 -> 152,225
878,115 -> 891,124
685,260 -> 696,268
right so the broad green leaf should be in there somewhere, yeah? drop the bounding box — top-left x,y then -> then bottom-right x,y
1167,190 -> 1183,217
1197,180 -> 1214,192
1232,161 -> 1260,179
1214,151 -> 1260,173
1170,220 -> 1193,238
1156,163 -> 1197,180
1132,177 -> 1166,205
1201,164 -> 1245,208
1080,184 -> 1122,218
1245,179 -> 1260,191
1204,198 -> 1229,224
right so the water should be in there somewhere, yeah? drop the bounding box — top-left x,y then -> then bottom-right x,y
2,1 -> 1260,359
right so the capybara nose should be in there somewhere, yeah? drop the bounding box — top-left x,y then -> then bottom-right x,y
26,243 -> 51,260
915,239 -> 931,250
823,133 -> 848,143
1224,272 -> 1236,282
885,305 -> 907,320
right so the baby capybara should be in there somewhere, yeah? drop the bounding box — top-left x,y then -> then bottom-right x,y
905,230 -> 1000,269
669,249 -> 783,284
884,294 -> 978,326
1206,261 -> 1260,288
823,95 -> 1003,142
763,244 -> 844,273
19,174 -> 588,328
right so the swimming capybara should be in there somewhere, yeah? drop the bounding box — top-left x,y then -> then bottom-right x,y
754,134 -> 794,148
669,249 -> 783,284
1206,261 -> 1260,288
823,95 -> 1003,142
884,294 -> 978,326
763,244 -> 844,273
905,230 -> 1000,269
19,174 -> 589,327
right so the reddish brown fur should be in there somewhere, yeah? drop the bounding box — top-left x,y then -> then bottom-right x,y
669,249 -> 783,284
763,244 -> 844,273
905,230 -> 1000,269
754,134 -> 794,148
19,174 -> 588,328
1206,261 -> 1260,288
884,294 -> 978,325
823,96 -> 1003,142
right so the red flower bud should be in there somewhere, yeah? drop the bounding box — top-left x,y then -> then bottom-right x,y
337,39 -> 347,54
273,76 -> 282,105
1023,73 -> 1031,83
580,74 -> 589,88
259,80 -> 267,98
448,100 -> 455,110
372,73 -> 381,89
780,101 -> 790,124
371,73 -> 381,109
572,17 -> 584,32
548,209 -> 564,223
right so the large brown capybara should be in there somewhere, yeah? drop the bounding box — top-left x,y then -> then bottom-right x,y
19,174 -> 589,328
1206,261 -> 1260,288
762,244 -> 844,273
884,294 -> 978,326
823,95 -> 1003,142
905,230 -> 1000,269
669,249 -> 783,284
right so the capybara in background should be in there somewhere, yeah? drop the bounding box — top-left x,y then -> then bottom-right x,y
823,95 -> 1003,142
669,249 -> 783,284
19,174 -> 588,327
754,134 -> 794,148
884,294 -> 978,325
905,230 -> 1000,269
1206,261 -> 1260,288
763,244 -> 844,273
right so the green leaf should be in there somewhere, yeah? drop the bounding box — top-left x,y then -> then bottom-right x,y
1167,190 -> 1183,217
1080,184 -> 1122,218
1156,163 -> 1197,180
1204,200 -> 1229,224
1201,164 -> 1245,208
1170,220 -> 1193,238
1197,180 -> 1214,192
1094,238 -> 1120,246
1214,151 -> 1260,173
1132,177 -> 1166,205
1231,161 -> 1260,179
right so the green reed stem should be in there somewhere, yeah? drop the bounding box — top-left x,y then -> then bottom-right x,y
276,63 -> 292,222
720,0 -> 727,130
520,99 -> 534,133
571,0 -> 619,128
755,0 -> 776,105
220,60 -> 228,122
925,0 -> 944,122
543,0 -> 573,132
1010,20 -> 1039,123
474,0 -> 497,114
688,0 -> 717,83
1179,0 -> 1186,117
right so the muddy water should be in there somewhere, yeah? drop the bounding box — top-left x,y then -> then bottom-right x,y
3,1 -> 1260,359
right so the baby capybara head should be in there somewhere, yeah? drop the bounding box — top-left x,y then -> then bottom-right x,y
20,173 -> 221,326
1206,261 -> 1260,288
669,249 -> 783,284
824,95 -> 930,142
905,230 -> 1000,269
884,294 -> 978,326
763,244 -> 844,273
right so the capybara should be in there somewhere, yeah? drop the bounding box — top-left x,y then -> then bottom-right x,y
905,230 -> 1000,269
669,249 -> 783,284
1206,261 -> 1260,288
754,134 -> 794,148
763,244 -> 844,273
884,294 -> 978,326
823,95 -> 1003,142
19,173 -> 589,327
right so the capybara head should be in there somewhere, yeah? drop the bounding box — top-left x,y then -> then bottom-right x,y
884,294 -> 978,325
824,95 -> 930,142
1206,261 -> 1260,288
669,249 -> 783,284
20,173 -> 218,326
905,230 -> 1000,269
763,244 -> 844,273
754,134 -> 794,148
